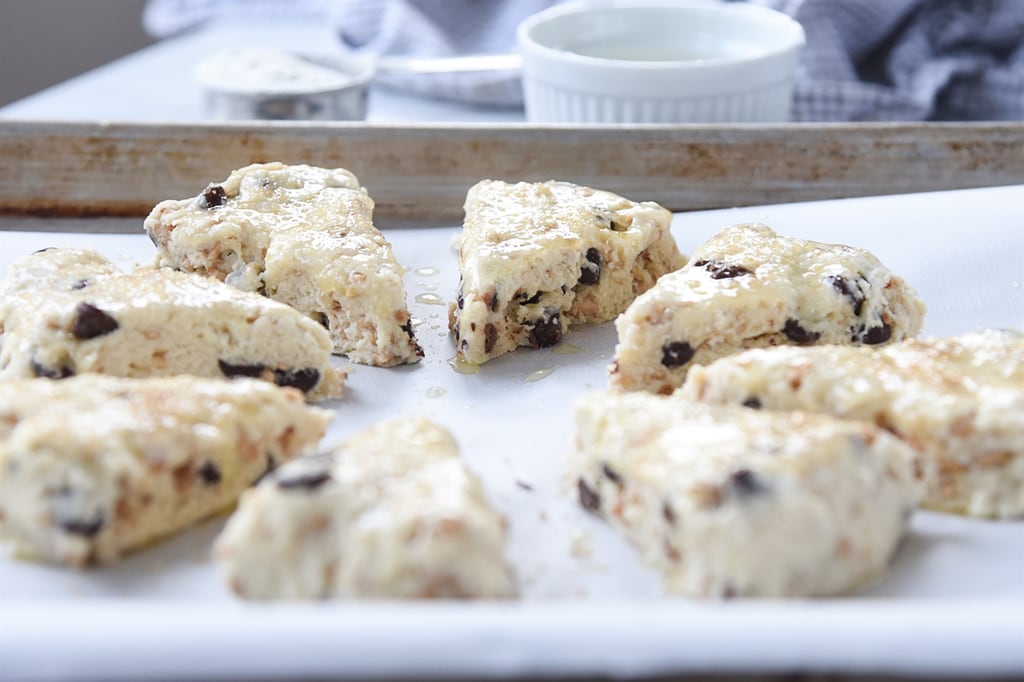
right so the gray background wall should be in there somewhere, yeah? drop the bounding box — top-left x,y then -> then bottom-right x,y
0,0 -> 154,107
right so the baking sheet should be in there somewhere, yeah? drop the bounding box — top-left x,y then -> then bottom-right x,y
1,185 -> 1022,680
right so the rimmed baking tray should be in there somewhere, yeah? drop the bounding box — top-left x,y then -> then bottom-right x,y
0,122 -> 1022,681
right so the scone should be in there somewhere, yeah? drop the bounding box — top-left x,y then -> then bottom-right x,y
144,162 -> 423,366
609,223 -> 926,394
0,375 -> 331,566
680,330 -> 1024,519
570,391 -> 920,598
215,417 -> 516,600
0,247 -> 344,400
450,180 -> 685,364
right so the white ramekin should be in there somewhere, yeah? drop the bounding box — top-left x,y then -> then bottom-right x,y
517,1 -> 805,124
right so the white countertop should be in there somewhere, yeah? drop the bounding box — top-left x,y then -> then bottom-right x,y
0,21 -> 526,124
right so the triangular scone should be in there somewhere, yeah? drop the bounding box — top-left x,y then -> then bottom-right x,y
0,375 -> 330,566
681,330 -> 1024,519
0,248 -> 344,400
215,417 -> 516,600
144,162 -> 423,366
570,391 -> 920,598
450,180 -> 685,364
610,223 -> 926,394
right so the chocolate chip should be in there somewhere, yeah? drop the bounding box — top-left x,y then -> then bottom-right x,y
782,319 -> 820,344
602,463 -> 624,486
483,287 -> 499,312
70,279 -> 89,290
519,290 -> 543,306
218,360 -> 265,378
527,308 -> 561,348
33,247 -> 57,254
697,259 -> 752,280
857,321 -> 892,345
277,470 -> 331,491
828,275 -> 865,316
198,184 -> 227,209
197,461 -> 221,485
742,396 -> 762,409
31,360 -> 73,379
515,480 -> 534,491
660,341 -> 695,368
729,468 -> 765,497
58,514 -> 105,537
71,302 -> 119,340
662,502 -> 676,525
314,312 -> 330,330
273,367 -> 320,393
579,248 -> 602,285
457,290 -> 464,310
484,322 -> 498,354
577,477 -> 601,512
254,453 -> 278,486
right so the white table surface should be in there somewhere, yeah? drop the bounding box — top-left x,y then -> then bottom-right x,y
0,21 -> 526,124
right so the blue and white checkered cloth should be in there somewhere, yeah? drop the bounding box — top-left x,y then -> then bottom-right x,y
145,0 -> 1024,120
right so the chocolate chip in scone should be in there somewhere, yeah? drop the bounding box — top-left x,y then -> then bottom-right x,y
828,275 -> 866,316
577,477 -> 601,513
197,461 -> 222,486
33,247 -> 57,254
457,290 -> 464,310
314,312 -> 330,330
31,360 -> 74,379
70,279 -> 89,290
58,514 -> 106,538
71,302 -> 119,340
483,287 -> 499,312
695,259 -> 752,280
273,367 -> 320,393
277,469 -> 332,491
579,248 -> 602,285
856,321 -> 892,345
484,322 -> 498,354
782,319 -> 820,344
218,360 -> 266,378
602,463 -> 624,487
527,308 -> 562,348
660,340 -> 695,368
729,468 -> 766,498
742,396 -> 762,409
518,290 -> 543,306
198,184 -> 227,209
662,501 -> 676,525
253,453 -> 278,486
402,320 -> 425,357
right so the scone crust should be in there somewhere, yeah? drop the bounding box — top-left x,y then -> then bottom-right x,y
570,391 -> 920,598
145,162 -> 423,367
0,375 -> 331,566
215,416 -> 516,600
450,180 -> 685,364
681,329 -> 1024,518
0,247 -> 344,400
609,223 -> 926,394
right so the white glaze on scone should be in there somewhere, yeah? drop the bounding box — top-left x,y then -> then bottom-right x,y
0,375 -> 330,566
570,391 -> 920,598
215,417 -> 516,600
145,162 -> 423,366
0,247 -> 344,400
680,329 -> 1024,519
450,180 -> 685,364
609,223 -> 926,394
